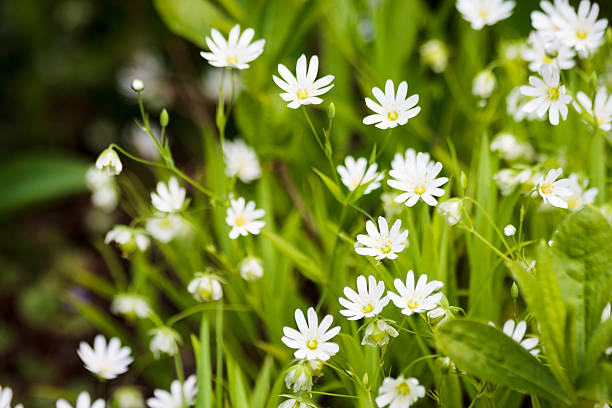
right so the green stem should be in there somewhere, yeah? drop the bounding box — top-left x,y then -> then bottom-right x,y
174,352 -> 187,408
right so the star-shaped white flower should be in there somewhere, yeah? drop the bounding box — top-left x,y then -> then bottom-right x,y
0,386 -> 23,408
388,270 -> 444,316
338,275 -> 390,320
375,375 -> 426,408
520,65 -> 572,126
77,334 -> 133,380
574,87 -> 612,132
147,375 -> 197,408
531,0 -> 573,42
151,177 -> 186,213
355,216 -> 408,261
281,307 -> 340,361
387,151 -> 448,207
272,54 -> 334,109
502,320 -> 540,356
456,0 -> 515,30
337,156 -> 384,195
56,392 -> 105,408
522,31 -> 575,72
564,173 -> 597,211
225,197 -> 265,239
363,80 -> 420,129
223,139 -> 261,183
557,0 -> 608,57
200,24 -> 265,69
536,168 -> 572,208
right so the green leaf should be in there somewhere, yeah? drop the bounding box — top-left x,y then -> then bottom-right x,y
0,153 -> 89,214
313,167 -> 344,203
227,354 -> 250,408
576,362 -> 612,403
435,319 -> 571,405
549,206 -> 612,364
251,356 -> 274,408
195,315 -> 213,408
584,317 -> 612,369
153,0 -> 228,48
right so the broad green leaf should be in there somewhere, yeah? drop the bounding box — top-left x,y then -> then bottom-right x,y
435,319 -> 571,405
0,153 -> 89,214
549,206 -> 612,364
153,0 -> 228,48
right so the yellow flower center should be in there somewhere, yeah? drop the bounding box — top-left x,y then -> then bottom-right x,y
415,185 -> 426,195
407,300 -> 419,309
576,30 -> 587,39
479,10 -> 488,19
161,219 -> 173,228
226,56 -> 238,64
387,111 -> 399,121
381,244 -> 392,254
566,195 -> 580,209
548,87 -> 559,101
362,303 -> 374,313
396,382 -> 411,395
198,286 -> 212,299
297,89 -> 308,99
540,182 -> 553,195
306,339 -> 318,350
235,214 -> 248,226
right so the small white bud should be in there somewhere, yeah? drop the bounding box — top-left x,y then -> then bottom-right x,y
95,147 -> 123,176
131,79 -> 145,92
504,224 -> 516,236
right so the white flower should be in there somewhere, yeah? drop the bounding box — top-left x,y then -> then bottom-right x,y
187,273 -> 223,302
504,224 -> 517,236
338,275 -> 389,320
506,87 -> 540,122
151,177 -> 186,213
362,319 -> 399,347
277,399 -> 316,408
57,392 -> 105,408
388,151 -> 448,207
337,156 -> 384,195
272,54 -> 334,109
388,270 -> 444,316
456,0 -> 515,30
494,168 -> 533,196
355,217 -> 408,261
281,307 -> 340,361
285,362 -> 313,392
147,375 -> 197,408
502,320 -> 540,356
149,327 -> 181,359
520,65 -> 572,126
564,173 -> 598,211
223,139 -> 261,183
420,39 -> 448,73
225,197 -> 265,239
200,24 -> 264,69
239,257 -> 264,281
362,79 -> 420,129
522,32 -> 575,72
77,334 -> 133,380
557,0 -> 608,57
131,79 -> 145,92
472,70 -> 496,100
96,147 -> 122,176
111,294 -> 151,319
105,226 -> 150,254
536,168 -> 572,208
437,198 -> 463,226
574,88 -> 612,132
602,303 -> 612,355
375,375 -> 426,408
114,387 -> 145,408
146,214 -> 188,243
531,0 -> 573,42
490,133 -> 535,162
381,192 -> 403,218
0,386 -> 23,408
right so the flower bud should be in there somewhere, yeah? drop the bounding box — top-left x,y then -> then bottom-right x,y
240,257 -> 264,281
113,386 -> 145,408
285,362 -> 313,392
437,198 -> 463,226
105,225 -> 150,255
361,319 -> 399,347
308,359 -> 324,377
95,147 -> 123,176
460,171 -> 467,190
160,109 -> 169,127
504,224 -> 516,237
327,102 -> 336,120
187,273 -> 223,302
149,326 -> 181,358
131,79 -> 145,92
511,281 -> 519,299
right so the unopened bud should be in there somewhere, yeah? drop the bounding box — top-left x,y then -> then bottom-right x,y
327,102 -> 336,120
460,171 -> 467,190
511,281 -> 519,299
160,109 -> 169,127
131,79 -> 145,92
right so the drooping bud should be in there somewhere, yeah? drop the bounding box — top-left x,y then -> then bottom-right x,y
95,147 -> 123,176
285,362 -> 313,392
361,319 -> 399,347
149,326 -> 182,358
131,79 -> 145,92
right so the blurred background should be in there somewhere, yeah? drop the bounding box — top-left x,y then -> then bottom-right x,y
1,0 -> 611,406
